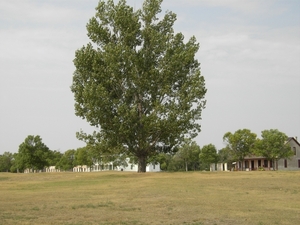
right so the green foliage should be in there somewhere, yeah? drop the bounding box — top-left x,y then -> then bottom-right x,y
47,150 -> 63,168
9,153 -> 20,173
75,147 -> 93,167
154,152 -> 172,171
166,140 -> 200,171
56,149 -> 76,171
167,153 -> 185,171
223,129 -> 257,170
218,147 -> 233,163
199,144 -> 219,171
71,0 -> 206,172
16,135 -> 51,171
255,129 -> 293,169
0,152 -> 13,172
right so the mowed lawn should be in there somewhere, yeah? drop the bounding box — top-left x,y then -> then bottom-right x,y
0,171 -> 299,225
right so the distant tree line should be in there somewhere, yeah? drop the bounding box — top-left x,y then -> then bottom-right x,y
0,128 -> 293,173
156,129 -> 293,171
0,135 -> 130,173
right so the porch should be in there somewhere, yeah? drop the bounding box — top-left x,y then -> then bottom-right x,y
235,158 -> 276,171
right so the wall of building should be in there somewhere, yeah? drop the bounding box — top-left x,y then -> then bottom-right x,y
118,159 -> 161,172
278,138 -> 300,171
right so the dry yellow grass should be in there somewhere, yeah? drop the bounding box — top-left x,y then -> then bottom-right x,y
0,171 -> 299,225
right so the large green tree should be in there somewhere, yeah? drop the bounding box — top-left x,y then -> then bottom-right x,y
255,129 -> 293,170
0,152 -> 13,172
199,144 -> 219,171
17,135 -> 50,171
71,0 -> 206,172
223,129 -> 257,170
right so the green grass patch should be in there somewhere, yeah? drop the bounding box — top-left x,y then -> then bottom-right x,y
0,176 -> 9,181
0,171 -> 299,225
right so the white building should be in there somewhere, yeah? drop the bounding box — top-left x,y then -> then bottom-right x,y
118,158 -> 161,172
72,159 -> 161,172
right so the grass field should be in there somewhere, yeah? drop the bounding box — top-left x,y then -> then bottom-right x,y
0,171 -> 299,225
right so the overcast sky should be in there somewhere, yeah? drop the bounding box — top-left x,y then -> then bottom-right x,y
0,0 -> 299,155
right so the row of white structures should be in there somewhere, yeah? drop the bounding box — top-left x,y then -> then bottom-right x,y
41,159 -> 161,173
210,163 -> 229,172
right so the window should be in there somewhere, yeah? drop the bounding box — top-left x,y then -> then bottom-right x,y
293,147 -> 296,155
264,160 -> 268,167
284,159 -> 287,168
298,160 -> 300,168
258,160 -> 261,167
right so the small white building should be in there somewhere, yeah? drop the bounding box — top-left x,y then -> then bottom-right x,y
118,158 -> 161,172
210,163 -> 228,172
45,166 -> 60,172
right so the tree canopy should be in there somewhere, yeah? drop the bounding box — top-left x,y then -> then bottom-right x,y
17,135 -> 51,171
0,152 -> 13,172
199,144 -> 219,171
255,129 -> 293,170
56,149 -> 76,171
71,0 -> 206,172
173,140 -> 200,171
223,129 -> 257,170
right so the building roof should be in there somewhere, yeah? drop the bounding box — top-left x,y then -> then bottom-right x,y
287,137 -> 300,147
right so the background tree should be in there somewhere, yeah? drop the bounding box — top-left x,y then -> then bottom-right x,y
177,143 -> 190,172
56,149 -> 76,171
155,153 -> 172,171
75,147 -> 93,169
47,150 -> 63,168
85,143 -> 102,166
189,143 -> 201,171
218,147 -> 234,170
255,129 -> 293,170
71,0 -> 206,172
175,141 -> 196,171
167,153 -> 185,171
218,147 -> 233,163
0,152 -> 13,172
83,138 -> 130,169
168,140 -> 200,171
199,144 -> 219,171
180,140 -> 201,171
10,153 -> 21,173
223,129 -> 257,171
17,135 -> 50,171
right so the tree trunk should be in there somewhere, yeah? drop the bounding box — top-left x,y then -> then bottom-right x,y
272,159 -> 276,171
138,155 -> 147,173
